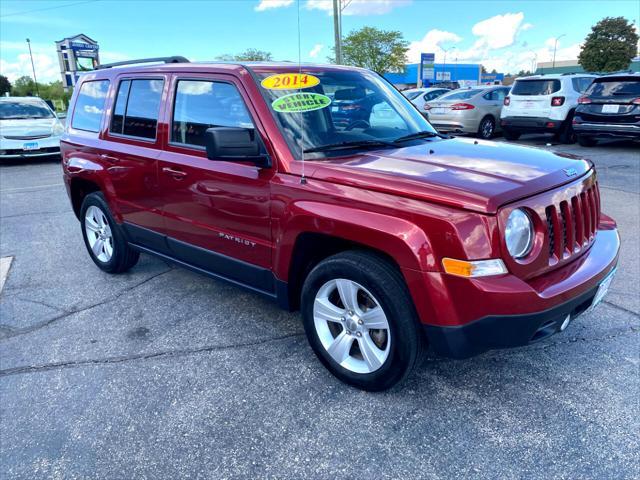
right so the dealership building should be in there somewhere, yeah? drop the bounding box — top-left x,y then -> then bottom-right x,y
534,58 -> 640,75
384,63 -> 489,89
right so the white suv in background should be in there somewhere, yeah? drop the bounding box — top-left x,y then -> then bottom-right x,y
500,74 -> 595,143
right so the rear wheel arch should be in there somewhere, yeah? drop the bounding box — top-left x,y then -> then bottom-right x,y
70,177 -> 101,219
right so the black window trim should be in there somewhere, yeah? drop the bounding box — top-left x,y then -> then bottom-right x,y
168,76 -> 259,153
71,79 -> 110,134
107,76 -> 165,143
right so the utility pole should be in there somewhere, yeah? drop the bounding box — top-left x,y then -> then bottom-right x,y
333,0 -> 342,64
26,38 -> 40,96
552,34 -> 566,69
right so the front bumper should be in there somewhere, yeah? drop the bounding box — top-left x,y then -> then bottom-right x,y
0,135 -> 61,159
424,277 -> 608,359
500,116 -> 563,133
573,121 -> 640,140
408,225 -> 619,359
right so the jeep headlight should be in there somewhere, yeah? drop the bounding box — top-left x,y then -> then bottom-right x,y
52,121 -> 65,136
505,208 -> 533,259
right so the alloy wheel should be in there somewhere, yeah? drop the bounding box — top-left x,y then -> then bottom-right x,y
84,205 -> 114,263
313,279 -> 391,374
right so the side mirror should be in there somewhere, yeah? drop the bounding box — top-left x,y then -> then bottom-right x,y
204,127 -> 271,168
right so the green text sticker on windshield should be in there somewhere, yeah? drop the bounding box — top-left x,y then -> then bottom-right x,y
271,92 -> 331,113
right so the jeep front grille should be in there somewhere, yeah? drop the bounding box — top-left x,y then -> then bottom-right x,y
545,182 -> 600,261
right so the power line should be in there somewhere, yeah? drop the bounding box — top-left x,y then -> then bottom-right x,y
0,0 -> 100,18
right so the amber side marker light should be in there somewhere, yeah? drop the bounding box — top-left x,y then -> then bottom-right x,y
442,258 -> 508,278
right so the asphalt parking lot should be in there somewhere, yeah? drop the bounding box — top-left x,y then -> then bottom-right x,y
1,135 -> 638,479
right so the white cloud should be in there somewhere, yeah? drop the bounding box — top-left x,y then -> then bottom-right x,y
407,12 -> 544,74
472,12 -> 527,49
308,43 -> 324,58
255,0 -> 294,11
407,30 -> 462,63
306,0 -> 411,16
0,52 -> 59,83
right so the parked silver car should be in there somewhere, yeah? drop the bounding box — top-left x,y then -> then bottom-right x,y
402,87 -> 451,114
0,97 -> 65,160
425,86 -> 511,139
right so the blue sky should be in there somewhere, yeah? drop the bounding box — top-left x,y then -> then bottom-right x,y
1,0 -> 638,83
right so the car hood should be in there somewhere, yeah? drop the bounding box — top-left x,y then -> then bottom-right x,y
305,137 -> 593,214
0,118 -> 57,137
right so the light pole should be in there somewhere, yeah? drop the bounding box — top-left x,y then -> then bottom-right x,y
531,52 -> 538,74
441,46 -> 455,83
332,0 -> 342,64
552,34 -> 566,69
26,38 -> 39,96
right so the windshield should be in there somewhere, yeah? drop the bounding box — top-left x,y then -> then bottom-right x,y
0,101 -> 54,120
586,78 -> 640,98
254,68 -> 437,159
438,89 -> 482,101
511,79 -> 561,96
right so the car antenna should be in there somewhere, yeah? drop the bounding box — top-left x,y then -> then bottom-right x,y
297,0 -> 307,185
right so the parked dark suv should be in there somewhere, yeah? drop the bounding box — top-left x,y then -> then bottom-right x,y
574,72 -> 640,146
61,58 -> 619,390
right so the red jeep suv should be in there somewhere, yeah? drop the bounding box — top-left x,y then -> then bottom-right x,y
61,58 -> 619,391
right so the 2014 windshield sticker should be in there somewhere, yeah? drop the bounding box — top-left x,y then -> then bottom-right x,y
261,73 -> 320,90
271,93 -> 331,113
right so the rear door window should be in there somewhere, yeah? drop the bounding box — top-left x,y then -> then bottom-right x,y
110,78 -> 164,140
171,80 -> 254,148
72,80 -> 109,132
511,79 -> 561,96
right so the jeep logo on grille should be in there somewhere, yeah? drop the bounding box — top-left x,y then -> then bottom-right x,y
563,168 -> 578,177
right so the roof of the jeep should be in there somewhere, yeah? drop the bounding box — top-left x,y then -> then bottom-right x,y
86,61 -> 366,77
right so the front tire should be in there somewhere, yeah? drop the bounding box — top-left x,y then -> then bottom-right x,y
301,251 -> 424,391
80,192 -> 139,273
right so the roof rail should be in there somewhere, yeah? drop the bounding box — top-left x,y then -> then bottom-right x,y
95,56 -> 189,70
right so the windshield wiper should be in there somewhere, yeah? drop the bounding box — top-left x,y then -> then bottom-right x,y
305,139 -> 396,154
392,130 -> 450,143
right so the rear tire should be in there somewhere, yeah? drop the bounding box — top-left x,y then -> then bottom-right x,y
80,192 -> 139,273
301,251 -> 424,391
556,114 -> 577,144
477,116 -> 495,139
577,135 -> 598,147
502,128 -> 521,141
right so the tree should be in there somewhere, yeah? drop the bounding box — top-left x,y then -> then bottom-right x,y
338,27 -> 408,74
217,49 -> 273,62
11,76 -> 37,96
578,16 -> 639,72
0,75 -> 11,96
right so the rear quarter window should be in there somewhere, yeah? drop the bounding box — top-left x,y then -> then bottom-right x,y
572,77 -> 593,93
71,80 -> 109,132
511,79 -> 560,96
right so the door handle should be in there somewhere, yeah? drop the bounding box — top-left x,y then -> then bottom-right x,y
100,153 -> 120,164
162,167 -> 187,179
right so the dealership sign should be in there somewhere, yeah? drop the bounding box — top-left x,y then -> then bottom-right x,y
420,53 -> 435,81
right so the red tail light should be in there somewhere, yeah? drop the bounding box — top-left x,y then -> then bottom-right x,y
423,104 -> 432,111
504,96 -> 511,106
578,96 -> 592,104
632,98 -> 640,105
451,103 -> 475,110
551,96 -> 565,107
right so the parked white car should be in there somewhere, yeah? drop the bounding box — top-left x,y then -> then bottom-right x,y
0,97 -> 65,160
500,74 -> 595,143
402,87 -> 450,114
